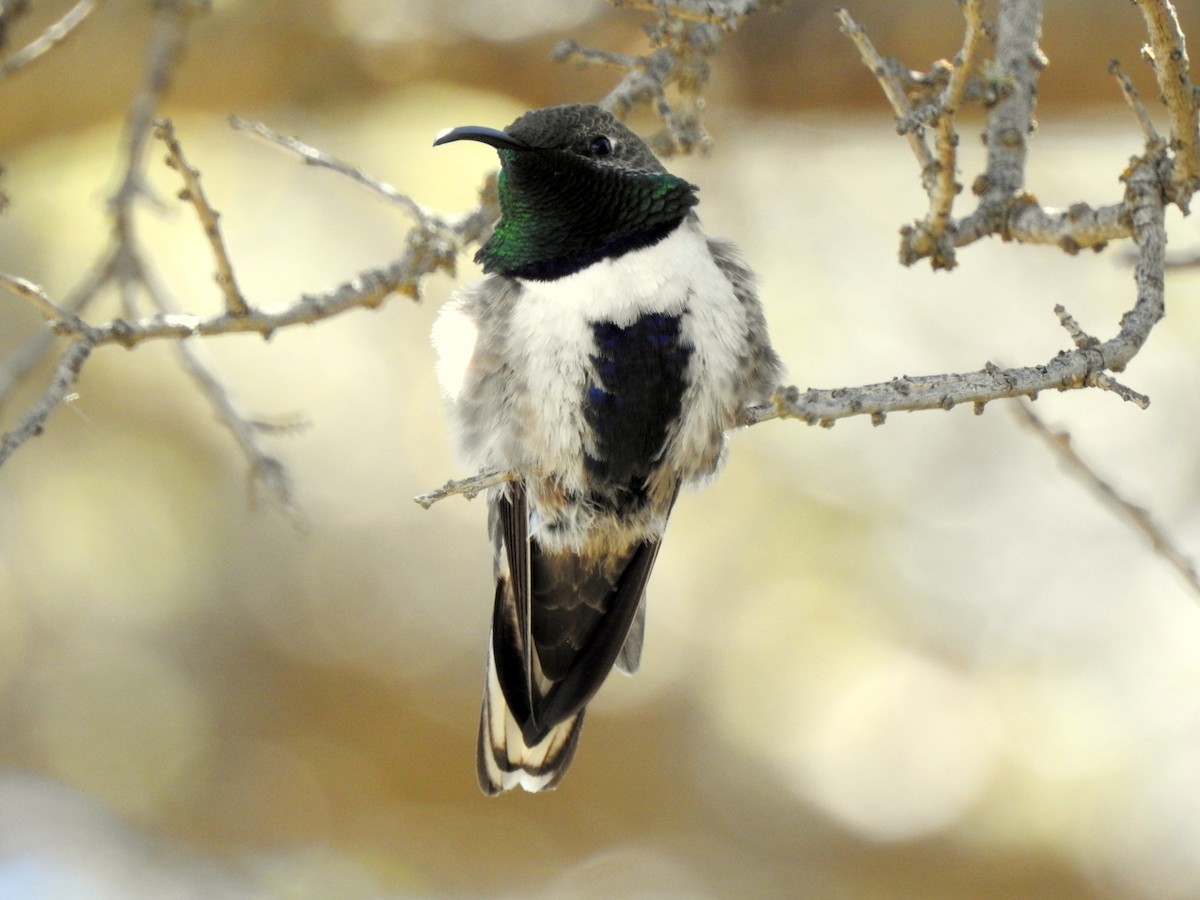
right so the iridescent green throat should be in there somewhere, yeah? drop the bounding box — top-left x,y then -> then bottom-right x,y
476,150 -> 699,281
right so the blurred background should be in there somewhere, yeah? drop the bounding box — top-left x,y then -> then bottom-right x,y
3,0 -> 1200,897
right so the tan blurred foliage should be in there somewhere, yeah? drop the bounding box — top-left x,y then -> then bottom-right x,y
3,1 -> 1200,897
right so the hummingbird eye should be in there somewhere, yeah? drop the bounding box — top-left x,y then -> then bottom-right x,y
588,135 -> 614,158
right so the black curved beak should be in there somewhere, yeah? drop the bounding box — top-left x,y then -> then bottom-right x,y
433,125 -> 532,152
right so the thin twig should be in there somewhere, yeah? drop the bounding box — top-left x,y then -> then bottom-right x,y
1089,372 -> 1150,408
154,118 -> 250,316
139,259 -> 294,508
0,340 -> 92,466
109,0 -> 198,227
229,116 -> 432,225
0,0 -> 102,79
1054,303 -> 1098,350
0,252 -> 116,405
1015,401 -> 1200,599
1135,0 -> 1200,201
0,272 -> 72,321
836,8 -> 936,187
414,469 -> 517,509
923,0 -> 984,269
555,0 -> 772,154
1109,58 -> 1163,149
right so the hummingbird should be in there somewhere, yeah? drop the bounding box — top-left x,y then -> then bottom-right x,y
432,104 -> 782,794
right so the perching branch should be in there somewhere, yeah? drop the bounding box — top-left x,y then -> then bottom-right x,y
0,0 -> 1193,558
744,146 -> 1166,431
414,469 -> 519,510
419,0 -> 1186,505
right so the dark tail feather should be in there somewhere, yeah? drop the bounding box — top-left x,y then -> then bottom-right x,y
477,641 -> 585,795
615,595 -> 646,675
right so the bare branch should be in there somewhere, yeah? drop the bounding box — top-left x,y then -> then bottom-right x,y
415,469 -> 518,509
0,339 -> 92,467
0,253 -> 116,404
0,272 -> 72,321
835,8 -> 936,186
842,0 -> 1183,268
109,0 -> 204,231
555,0 -> 778,154
840,2 -> 1134,266
751,153 -> 1166,428
974,0 -> 1044,206
0,0 -> 210,467
920,0 -> 984,269
0,0 -> 102,80
46,180 -> 497,350
955,195 -> 1129,253
229,116 -> 434,225
1135,0 -> 1200,200
138,255 -> 295,508
1015,401 -> 1200,599
154,118 -> 250,316
1109,58 -> 1164,150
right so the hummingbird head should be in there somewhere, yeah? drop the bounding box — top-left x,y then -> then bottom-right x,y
434,104 -> 699,280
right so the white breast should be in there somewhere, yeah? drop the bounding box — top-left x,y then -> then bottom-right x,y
507,219 -> 748,489
434,219 -> 751,494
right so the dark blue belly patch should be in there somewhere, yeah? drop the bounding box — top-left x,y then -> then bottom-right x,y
584,312 -> 693,500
